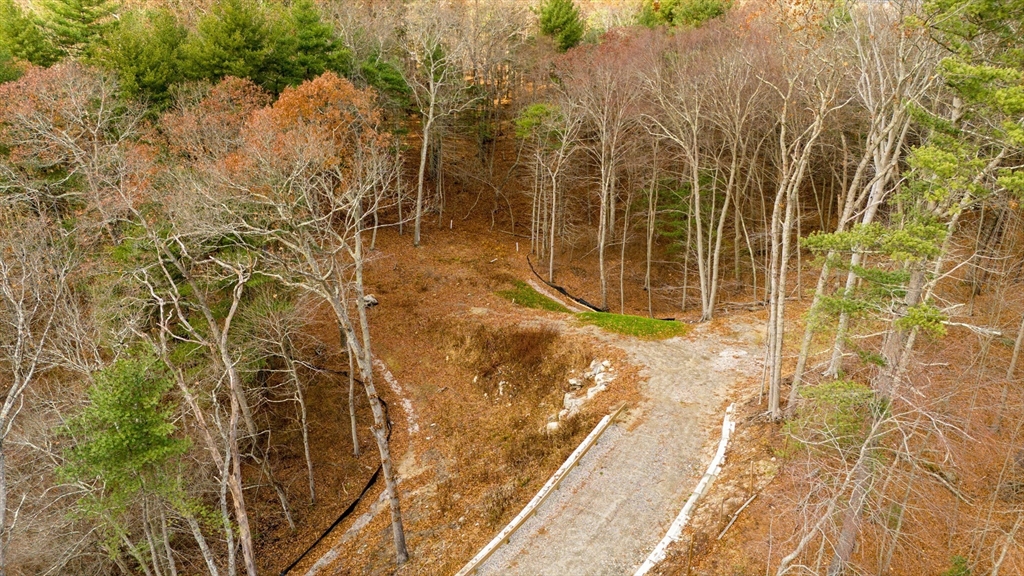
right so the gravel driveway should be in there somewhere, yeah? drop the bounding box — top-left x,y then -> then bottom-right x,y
474,320 -> 762,575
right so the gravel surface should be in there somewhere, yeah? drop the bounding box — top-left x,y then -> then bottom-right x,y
475,320 -> 763,575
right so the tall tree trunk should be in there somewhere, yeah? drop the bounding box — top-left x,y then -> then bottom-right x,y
227,391 -> 258,576
160,509 -> 178,576
284,348 -> 316,504
620,189 -> 632,313
828,268 -> 925,572
598,173 -> 610,311
0,438 -> 6,576
548,167 -> 559,283
143,499 -> 165,576
414,104 -> 436,247
185,513 -> 220,576
351,206 -> 409,563
826,451 -> 872,576
348,346 -> 359,458
646,176 -> 658,318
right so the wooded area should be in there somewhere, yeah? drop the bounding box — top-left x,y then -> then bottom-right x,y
1,0 -> 1023,574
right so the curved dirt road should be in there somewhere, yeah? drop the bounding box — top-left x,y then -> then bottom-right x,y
475,319 -> 763,575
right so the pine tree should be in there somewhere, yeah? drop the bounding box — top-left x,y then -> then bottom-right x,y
638,0 -> 730,28
0,0 -> 59,66
0,48 -> 19,83
61,355 -> 188,502
283,0 -> 352,82
59,354 -> 190,565
538,0 -> 585,52
182,0 -> 276,89
40,0 -> 119,57
93,9 -> 186,108
359,54 -> 412,108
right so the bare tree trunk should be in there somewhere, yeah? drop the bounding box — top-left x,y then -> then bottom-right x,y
143,499 -> 165,576
0,443 -> 5,576
826,457 -> 871,576
620,188 -> 633,313
219,450 -> 237,576
350,207 -> 409,563
414,105 -> 436,247
598,174 -> 610,311
996,315 -> 1024,430
682,206 -> 692,313
122,532 -> 154,576
690,151 -> 711,321
263,452 -> 295,531
348,345 -> 359,458
284,347 -> 316,504
227,393 -> 258,576
1008,315 -> 1024,381
548,172 -> 558,283
646,178 -> 658,318
160,509 -> 178,576
185,514 -> 220,576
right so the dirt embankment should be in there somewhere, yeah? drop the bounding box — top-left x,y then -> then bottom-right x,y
475,318 -> 763,575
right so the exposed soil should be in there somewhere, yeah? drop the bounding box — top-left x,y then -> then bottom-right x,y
476,317 -> 764,575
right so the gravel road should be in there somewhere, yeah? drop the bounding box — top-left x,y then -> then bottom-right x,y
474,320 -> 763,575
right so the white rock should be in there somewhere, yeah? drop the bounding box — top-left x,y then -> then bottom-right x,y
546,421 -> 560,433
363,294 -> 379,307
586,384 -> 607,399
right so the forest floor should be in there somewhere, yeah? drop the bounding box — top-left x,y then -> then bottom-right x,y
254,183 -> 774,575
255,189 -> 1024,575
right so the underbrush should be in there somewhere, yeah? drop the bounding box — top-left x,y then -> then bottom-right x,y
436,320 -> 599,530
440,322 -> 586,402
482,413 -> 592,528
576,311 -> 690,339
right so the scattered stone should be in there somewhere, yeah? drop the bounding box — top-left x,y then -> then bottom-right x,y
563,393 -> 584,415
557,360 -> 615,420
363,294 -> 379,307
546,421 -> 560,433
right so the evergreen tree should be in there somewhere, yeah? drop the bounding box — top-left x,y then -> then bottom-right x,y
359,54 -> 412,109
923,0 -> 1024,198
40,0 -> 120,57
538,0 -> 585,52
59,353 -> 190,563
0,48 -> 19,84
0,0 -> 59,66
282,0 -> 352,82
92,9 -> 186,108
181,0 -> 277,90
638,0 -> 730,28
60,354 -> 188,512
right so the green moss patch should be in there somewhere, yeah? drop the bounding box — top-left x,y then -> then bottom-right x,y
496,281 -> 570,313
576,312 -> 689,340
